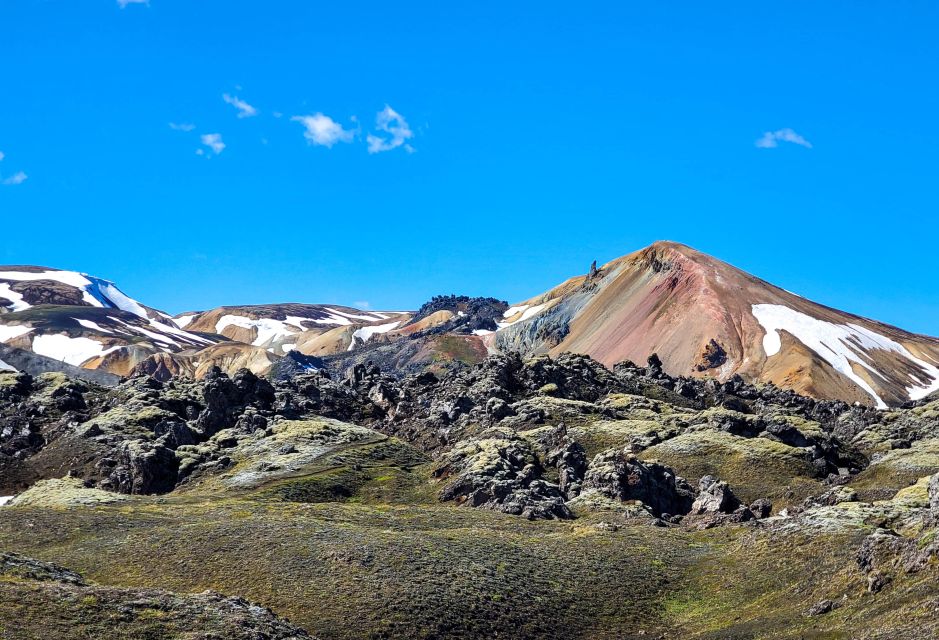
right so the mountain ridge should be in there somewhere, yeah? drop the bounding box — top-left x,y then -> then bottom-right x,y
1,242 -> 937,408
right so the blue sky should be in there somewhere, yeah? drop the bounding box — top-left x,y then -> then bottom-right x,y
0,2 -> 937,334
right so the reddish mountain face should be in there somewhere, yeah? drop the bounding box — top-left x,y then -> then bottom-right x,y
495,242 -> 939,407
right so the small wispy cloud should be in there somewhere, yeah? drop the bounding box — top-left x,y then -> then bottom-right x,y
1,172 -> 28,186
0,151 -> 5,162
353,300 -> 371,309
198,133 -> 226,156
366,105 -> 414,154
222,93 -> 258,119
117,0 -> 149,8
755,128 -> 812,149
169,122 -> 196,132
291,113 -> 355,148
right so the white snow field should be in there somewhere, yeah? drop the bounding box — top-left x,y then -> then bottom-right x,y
752,303 -> 939,408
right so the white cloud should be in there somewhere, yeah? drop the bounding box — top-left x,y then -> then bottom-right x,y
291,113 -> 355,148
755,128 -> 812,149
222,93 -> 258,119
199,133 -> 225,155
366,105 -> 414,154
1,172 -> 28,186
353,300 -> 371,309
0,151 -> 5,161
118,0 -> 149,7
169,122 -> 196,132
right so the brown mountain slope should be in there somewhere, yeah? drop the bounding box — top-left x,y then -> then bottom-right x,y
495,241 -> 939,407
178,304 -> 411,356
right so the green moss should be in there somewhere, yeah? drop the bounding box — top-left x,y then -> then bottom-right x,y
849,439 -> 939,501
0,373 -> 21,389
641,430 -> 820,506
0,499 -> 687,640
8,477 -> 128,508
571,417 -> 684,458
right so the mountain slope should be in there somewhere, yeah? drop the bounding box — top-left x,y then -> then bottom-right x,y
0,266 -> 220,375
178,304 -> 412,355
495,241 -> 939,407
4,250 -> 937,408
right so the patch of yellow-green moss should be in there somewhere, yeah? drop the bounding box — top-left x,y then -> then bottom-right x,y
849,438 -> 939,501
7,477 -> 128,508
641,430 -> 819,506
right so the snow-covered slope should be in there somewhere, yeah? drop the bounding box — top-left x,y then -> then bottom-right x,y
0,267 -> 151,316
181,304 -> 411,355
0,266 -> 219,375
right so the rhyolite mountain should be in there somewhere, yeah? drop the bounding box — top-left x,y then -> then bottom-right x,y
1,242 -> 938,408
494,241 -> 939,408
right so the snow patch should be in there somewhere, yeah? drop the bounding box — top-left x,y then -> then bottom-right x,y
348,320 -> 401,351
0,283 -> 30,312
74,318 -> 113,334
148,318 -> 213,345
115,318 -> 177,346
216,315 -> 305,347
752,303 -> 939,408
174,314 -> 197,328
325,307 -> 386,322
32,334 -> 121,366
97,281 -> 148,318
497,303 -> 547,330
472,329 -> 494,336
0,358 -> 15,372
0,325 -> 33,342
284,316 -> 320,330
282,343 -> 297,353
503,305 -> 529,318
312,315 -> 352,326
0,496 -> 13,507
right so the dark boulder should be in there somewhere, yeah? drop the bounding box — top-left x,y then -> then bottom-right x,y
104,441 -> 179,494
582,449 -> 694,517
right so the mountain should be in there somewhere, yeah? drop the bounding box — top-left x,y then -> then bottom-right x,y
177,303 -> 411,356
494,241 -> 939,408
0,266 -> 220,375
2,246 -> 937,408
0,268 -> 415,380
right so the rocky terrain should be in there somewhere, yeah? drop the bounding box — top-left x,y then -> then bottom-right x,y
2,247 -> 939,637
0,551 -> 311,639
1,345 -> 938,638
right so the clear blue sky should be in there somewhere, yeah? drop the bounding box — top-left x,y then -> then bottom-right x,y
1,2 -> 937,334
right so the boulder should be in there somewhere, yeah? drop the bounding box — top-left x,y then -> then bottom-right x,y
434,433 -> 572,520
689,475 -> 742,515
105,440 -> 179,494
582,448 -> 694,517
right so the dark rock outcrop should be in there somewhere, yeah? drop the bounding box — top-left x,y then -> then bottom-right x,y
434,432 -> 572,520
104,440 -> 179,494
582,449 -> 694,517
